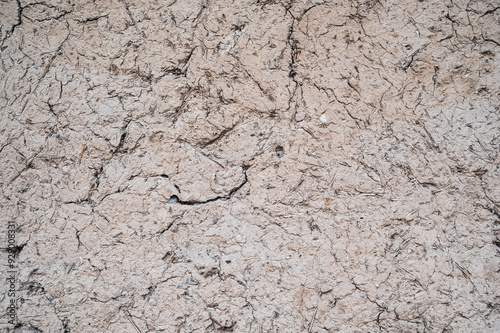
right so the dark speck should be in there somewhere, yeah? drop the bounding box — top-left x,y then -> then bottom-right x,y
276,145 -> 284,158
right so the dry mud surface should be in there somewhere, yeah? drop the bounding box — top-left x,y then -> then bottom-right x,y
1,0 -> 499,332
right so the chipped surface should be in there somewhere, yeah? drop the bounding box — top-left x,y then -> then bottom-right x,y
0,0 -> 499,332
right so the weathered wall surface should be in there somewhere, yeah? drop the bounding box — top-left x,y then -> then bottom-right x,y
0,0 -> 499,332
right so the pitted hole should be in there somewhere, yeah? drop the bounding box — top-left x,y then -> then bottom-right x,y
276,145 -> 284,158
168,195 -> 179,203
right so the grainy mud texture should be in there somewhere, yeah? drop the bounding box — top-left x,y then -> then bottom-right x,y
0,0 -> 499,332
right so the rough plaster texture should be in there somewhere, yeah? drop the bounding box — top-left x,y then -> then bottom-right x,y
0,0 -> 499,332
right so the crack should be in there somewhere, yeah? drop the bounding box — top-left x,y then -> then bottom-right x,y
283,5 -> 330,122
284,5 -> 300,120
444,11 -> 459,39
159,213 -> 185,234
51,300 -> 71,333
0,141 -> 10,155
115,132 -> 127,154
169,166 -> 248,205
199,122 -> 239,148
112,118 -> 132,155
76,14 -> 109,24
121,0 -> 144,37
480,6 -> 500,18
0,0 -> 23,46
180,46 -> 198,73
8,147 -> 43,184
415,119 -> 440,151
40,30 -> 71,80
74,227 -> 88,251
31,9 -> 73,22
170,86 -> 194,124
453,260 -> 478,293
483,37 -> 500,47
14,323 -> 43,332
401,44 -> 427,72
193,0 -> 209,26
311,82 -> 363,124
230,53 -> 274,101
96,185 -> 129,205
91,165 -> 104,192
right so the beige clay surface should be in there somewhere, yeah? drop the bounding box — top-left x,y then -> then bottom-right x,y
0,0 -> 499,332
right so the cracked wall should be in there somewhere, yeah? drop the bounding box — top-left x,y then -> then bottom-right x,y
0,0 -> 499,332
